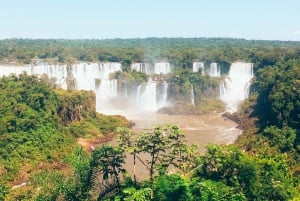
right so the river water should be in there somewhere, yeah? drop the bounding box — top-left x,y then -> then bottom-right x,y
102,108 -> 241,180
101,108 -> 241,153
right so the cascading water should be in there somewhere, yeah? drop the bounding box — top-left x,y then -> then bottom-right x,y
220,62 -> 254,113
0,63 -> 171,112
96,62 -> 122,100
154,62 -> 171,74
0,65 -> 32,77
191,84 -> 195,106
131,62 -> 153,75
193,62 -> 204,74
136,79 -> 158,111
136,79 -> 169,111
209,63 -> 220,77
0,62 -> 122,110
159,81 -> 169,108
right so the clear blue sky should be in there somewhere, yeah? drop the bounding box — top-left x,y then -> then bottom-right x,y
1,0 -> 300,41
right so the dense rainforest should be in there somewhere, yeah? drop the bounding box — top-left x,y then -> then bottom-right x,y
0,38 -> 299,200
1,38 -> 300,70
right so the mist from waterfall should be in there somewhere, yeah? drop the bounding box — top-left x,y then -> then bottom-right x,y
220,62 -> 254,113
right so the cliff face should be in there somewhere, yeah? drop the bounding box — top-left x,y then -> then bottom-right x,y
57,90 -> 96,125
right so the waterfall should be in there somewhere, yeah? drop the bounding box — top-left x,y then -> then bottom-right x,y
29,62 -> 122,94
136,79 -> 169,111
0,62 -> 122,110
96,62 -> 122,100
154,62 -> 171,74
193,62 -> 204,74
159,81 -> 169,108
136,79 -> 158,111
0,63 -> 172,112
220,62 -> 254,113
209,63 -> 220,77
191,84 -> 195,106
131,62 -> 153,75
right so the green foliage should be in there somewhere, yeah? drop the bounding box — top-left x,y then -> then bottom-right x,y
0,74 -> 75,182
0,74 -> 130,200
30,171 -> 76,201
254,59 -> 300,129
191,179 -> 246,201
0,185 -> 9,201
153,174 -> 192,201
122,187 -> 153,201
113,71 -> 148,83
66,146 -> 91,199
68,114 -> 129,138
91,145 -> 125,186
1,38 -> 300,200
243,58 -> 300,178
0,74 -> 59,134
168,69 -> 220,103
131,125 -> 188,182
197,145 -> 297,200
1,38 -> 299,67
263,126 -> 296,152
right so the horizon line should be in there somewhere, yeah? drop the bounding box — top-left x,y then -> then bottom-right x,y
1,36 -> 300,42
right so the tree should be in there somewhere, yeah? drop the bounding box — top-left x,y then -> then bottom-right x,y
117,127 -> 139,185
67,146 -> 91,199
136,125 -> 187,183
90,145 -> 125,199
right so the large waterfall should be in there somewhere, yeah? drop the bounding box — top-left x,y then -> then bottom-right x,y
32,63 -> 122,99
0,63 -> 171,112
0,62 -> 122,108
220,62 -> 254,112
136,79 -> 169,111
209,63 -> 220,77
192,62 -> 204,74
154,62 -> 171,74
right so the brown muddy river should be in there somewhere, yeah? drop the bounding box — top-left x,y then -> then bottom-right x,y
101,109 -> 242,180
103,109 -> 241,150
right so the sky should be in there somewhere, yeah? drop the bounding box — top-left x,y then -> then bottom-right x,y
0,0 -> 300,41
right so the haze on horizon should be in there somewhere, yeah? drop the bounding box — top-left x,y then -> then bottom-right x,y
0,0 -> 300,41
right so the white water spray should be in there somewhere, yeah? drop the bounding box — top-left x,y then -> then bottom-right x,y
136,79 -> 158,111
136,79 -> 169,111
220,62 -> 254,113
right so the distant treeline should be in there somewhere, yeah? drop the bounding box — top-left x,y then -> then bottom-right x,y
1,38 -> 300,71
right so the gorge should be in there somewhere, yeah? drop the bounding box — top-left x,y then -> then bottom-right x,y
0,61 -> 253,147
